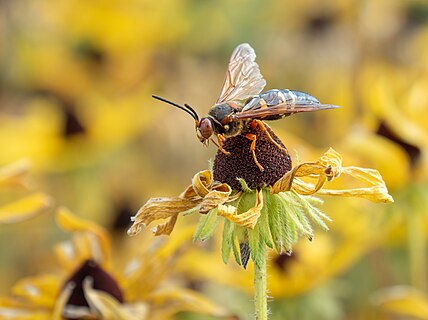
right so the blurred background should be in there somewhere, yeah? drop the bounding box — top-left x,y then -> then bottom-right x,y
1,0 -> 428,319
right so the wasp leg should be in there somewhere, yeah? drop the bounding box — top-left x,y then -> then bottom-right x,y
245,133 -> 264,172
250,120 -> 288,154
217,134 -> 230,155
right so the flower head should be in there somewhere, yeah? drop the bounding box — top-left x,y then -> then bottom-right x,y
129,127 -> 393,268
0,207 -> 230,319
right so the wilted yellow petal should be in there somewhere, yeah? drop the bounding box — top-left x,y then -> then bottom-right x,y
0,193 -> 53,224
318,166 -> 394,203
199,183 -> 232,214
128,196 -> 201,236
11,274 -> 61,308
56,207 -> 111,267
0,159 -> 31,188
192,170 -> 213,197
83,278 -> 148,320
272,148 -> 393,203
372,286 -> 428,319
152,213 -> 178,236
217,188 -> 263,229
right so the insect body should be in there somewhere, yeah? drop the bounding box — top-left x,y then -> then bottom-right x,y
153,43 -> 339,171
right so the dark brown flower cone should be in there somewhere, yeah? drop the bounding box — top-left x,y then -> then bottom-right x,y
62,260 -> 124,309
213,125 -> 292,190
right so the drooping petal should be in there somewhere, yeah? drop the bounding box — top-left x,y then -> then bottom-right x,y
128,170 -> 224,236
217,188 -> 263,229
272,148 -> 394,203
128,196 -> 201,236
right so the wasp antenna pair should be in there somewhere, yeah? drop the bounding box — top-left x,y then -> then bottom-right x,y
152,95 -> 199,122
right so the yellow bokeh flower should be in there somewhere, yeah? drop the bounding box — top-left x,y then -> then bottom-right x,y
0,207 -> 231,320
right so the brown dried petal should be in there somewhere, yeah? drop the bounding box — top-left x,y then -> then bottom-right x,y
128,197 -> 201,236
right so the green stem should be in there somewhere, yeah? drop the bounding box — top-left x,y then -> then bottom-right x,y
254,248 -> 268,320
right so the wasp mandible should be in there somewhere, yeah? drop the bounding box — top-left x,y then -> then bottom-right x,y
153,43 -> 340,171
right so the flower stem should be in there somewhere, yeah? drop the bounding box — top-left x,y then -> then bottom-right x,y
254,248 -> 268,320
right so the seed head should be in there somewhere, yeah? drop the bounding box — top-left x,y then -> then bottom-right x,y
213,125 -> 292,190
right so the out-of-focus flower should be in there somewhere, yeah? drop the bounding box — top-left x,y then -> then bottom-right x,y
129,126 -> 392,268
372,286 -> 428,320
0,207 -> 231,319
0,159 -> 52,224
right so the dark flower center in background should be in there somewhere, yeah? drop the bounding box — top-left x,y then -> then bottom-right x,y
213,125 -> 292,190
63,260 -> 124,311
376,121 -> 421,168
273,252 -> 299,274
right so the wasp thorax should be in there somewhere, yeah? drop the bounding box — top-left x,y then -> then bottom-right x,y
213,125 -> 292,190
197,118 -> 214,142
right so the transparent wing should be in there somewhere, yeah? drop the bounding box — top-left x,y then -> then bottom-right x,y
234,102 -> 340,120
216,43 -> 266,104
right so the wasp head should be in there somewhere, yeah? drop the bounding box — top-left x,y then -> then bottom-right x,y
196,117 -> 214,144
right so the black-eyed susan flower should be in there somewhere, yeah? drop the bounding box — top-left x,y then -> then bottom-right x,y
128,124 -> 393,319
0,207 -> 230,320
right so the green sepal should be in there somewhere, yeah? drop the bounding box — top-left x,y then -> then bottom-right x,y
193,208 -> 220,242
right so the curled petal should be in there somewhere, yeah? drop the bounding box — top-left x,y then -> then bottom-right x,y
128,197 -> 201,236
217,188 -> 263,229
199,183 -> 232,214
318,167 -> 394,203
272,148 -> 393,203
191,170 -> 213,197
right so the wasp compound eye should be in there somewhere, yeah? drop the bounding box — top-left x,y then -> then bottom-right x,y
213,125 -> 292,190
199,118 -> 214,140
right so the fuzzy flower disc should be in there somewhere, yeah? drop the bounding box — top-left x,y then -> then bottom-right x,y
213,125 -> 292,190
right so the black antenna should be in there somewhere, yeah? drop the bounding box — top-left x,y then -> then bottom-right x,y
152,95 -> 199,121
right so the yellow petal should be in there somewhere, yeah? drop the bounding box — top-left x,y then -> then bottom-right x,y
83,278 -> 148,320
52,283 -> 73,320
0,159 -> 31,188
11,274 -> 61,308
56,207 -> 111,267
146,287 -> 231,318
372,286 -> 428,319
0,307 -> 49,320
0,193 -> 53,224
217,189 -> 263,229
